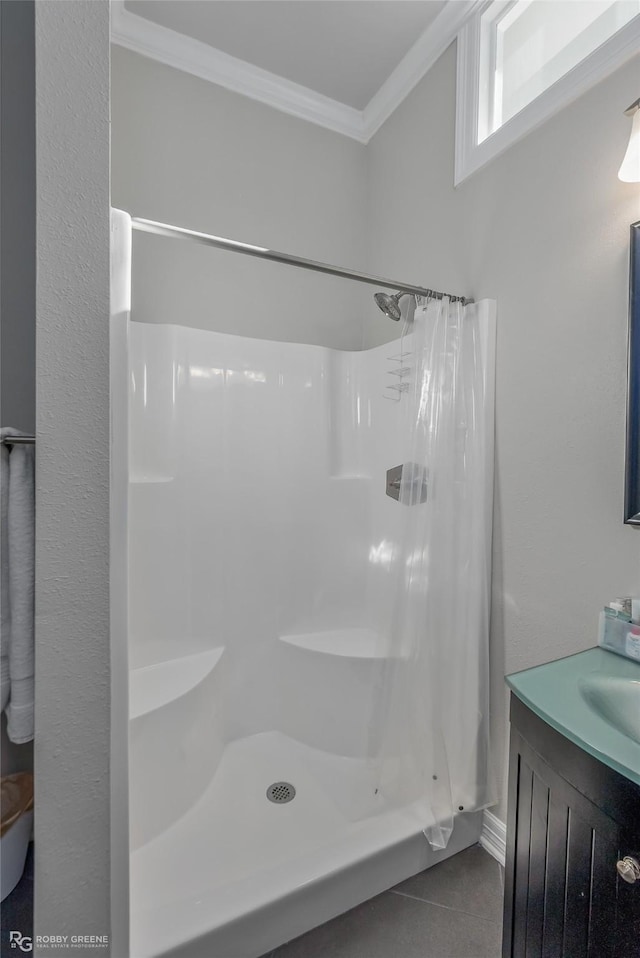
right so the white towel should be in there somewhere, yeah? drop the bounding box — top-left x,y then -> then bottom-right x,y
0,427 -> 35,744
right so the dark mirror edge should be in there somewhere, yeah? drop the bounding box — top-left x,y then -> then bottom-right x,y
624,221 -> 640,525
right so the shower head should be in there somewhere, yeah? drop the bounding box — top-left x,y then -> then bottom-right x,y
374,291 -> 409,322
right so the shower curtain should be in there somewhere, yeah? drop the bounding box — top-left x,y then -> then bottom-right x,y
372,295 -> 496,849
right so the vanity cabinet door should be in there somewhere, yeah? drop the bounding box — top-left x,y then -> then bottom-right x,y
615,829 -> 640,955
502,704 -> 636,958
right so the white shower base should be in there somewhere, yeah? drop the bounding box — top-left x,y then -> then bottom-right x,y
130,729 -> 482,958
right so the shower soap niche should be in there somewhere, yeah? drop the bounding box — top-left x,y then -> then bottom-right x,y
129,647 -> 225,719
279,628 -> 386,659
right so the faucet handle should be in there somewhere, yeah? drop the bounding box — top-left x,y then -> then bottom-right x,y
617,856 -> 640,884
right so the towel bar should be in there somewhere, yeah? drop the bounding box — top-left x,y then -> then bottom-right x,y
0,436 -> 35,446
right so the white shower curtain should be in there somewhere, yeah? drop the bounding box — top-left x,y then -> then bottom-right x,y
371,296 -> 496,849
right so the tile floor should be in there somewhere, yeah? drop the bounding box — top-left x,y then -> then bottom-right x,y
1,844 -> 33,958
1,844 -> 502,958
264,845 -> 504,958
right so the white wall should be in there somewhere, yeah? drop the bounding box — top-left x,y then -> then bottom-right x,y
35,2 -> 111,954
111,46 -> 374,351
366,45 -> 640,816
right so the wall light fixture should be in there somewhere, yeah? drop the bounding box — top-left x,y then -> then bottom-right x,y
619,97 -> 640,182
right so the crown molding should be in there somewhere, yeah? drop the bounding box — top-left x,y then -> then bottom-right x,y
362,0 -> 482,140
111,0 -> 481,144
110,1 -> 366,141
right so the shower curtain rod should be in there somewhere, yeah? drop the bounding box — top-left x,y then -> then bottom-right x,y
131,218 -> 470,303
0,435 -> 35,445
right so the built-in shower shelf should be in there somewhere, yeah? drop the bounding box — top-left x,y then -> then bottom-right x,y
129,474 -> 174,484
129,647 -> 225,720
279,628 -> 387,659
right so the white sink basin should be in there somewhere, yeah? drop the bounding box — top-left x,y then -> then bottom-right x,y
578,673 -> 640,745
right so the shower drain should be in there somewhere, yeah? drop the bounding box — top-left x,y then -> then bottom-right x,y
266,782 -> 296,804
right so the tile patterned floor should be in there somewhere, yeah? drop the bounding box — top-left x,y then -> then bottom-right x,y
265,845 -> 504,958
1,844 -> 33,958
0,844 -> 502,958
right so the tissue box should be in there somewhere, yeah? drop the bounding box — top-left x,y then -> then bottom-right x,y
598,611 -> 640,661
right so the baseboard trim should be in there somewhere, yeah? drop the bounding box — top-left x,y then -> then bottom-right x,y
480,810 -> 506,866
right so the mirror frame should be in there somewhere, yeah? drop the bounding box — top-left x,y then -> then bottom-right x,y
625,221 -> 640,525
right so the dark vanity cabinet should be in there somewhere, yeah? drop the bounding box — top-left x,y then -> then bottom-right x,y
503,695 -> 640,957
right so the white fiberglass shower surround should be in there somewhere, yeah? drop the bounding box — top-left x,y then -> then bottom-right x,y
110,209 -> 496,958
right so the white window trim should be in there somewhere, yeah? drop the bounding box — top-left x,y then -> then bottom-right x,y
455,2 -> 640,186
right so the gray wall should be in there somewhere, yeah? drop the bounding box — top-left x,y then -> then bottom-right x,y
1,0 -> 35,435
34,2 -> 111,954
0,0 -> 35,776
111,46 -> 373,351
366,46 -> 640,815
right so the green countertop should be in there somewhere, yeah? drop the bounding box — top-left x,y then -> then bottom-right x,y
506,647 -> 640,787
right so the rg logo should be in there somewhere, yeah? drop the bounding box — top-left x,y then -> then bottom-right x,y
9,932 -> 32,952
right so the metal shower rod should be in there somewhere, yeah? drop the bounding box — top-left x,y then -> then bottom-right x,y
131,218 -> 470,303
0,435 -> 35,445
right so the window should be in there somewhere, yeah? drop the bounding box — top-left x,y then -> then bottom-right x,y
455,0 -> 640,183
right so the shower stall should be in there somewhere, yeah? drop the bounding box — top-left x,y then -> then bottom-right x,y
110,209 -> 496,958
